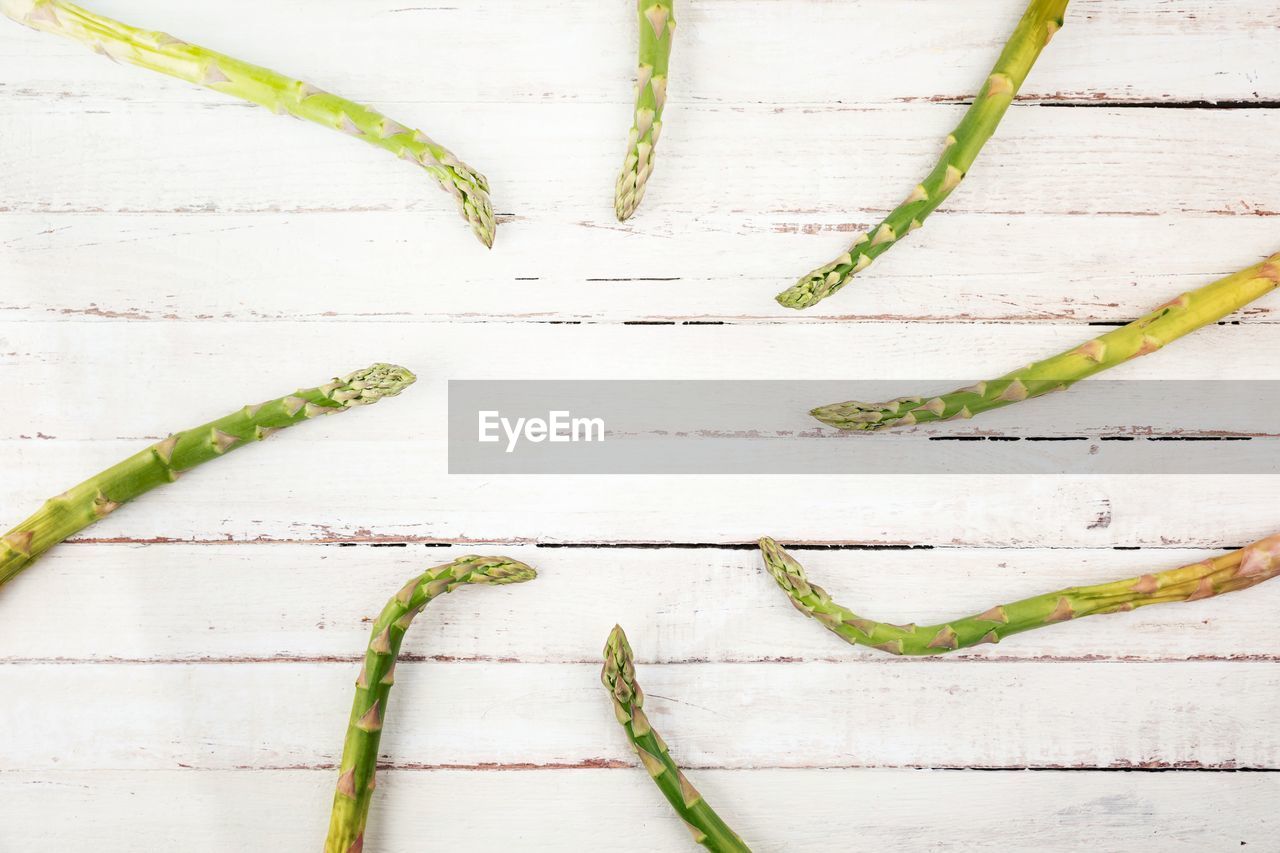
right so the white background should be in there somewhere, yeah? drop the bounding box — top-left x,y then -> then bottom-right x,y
2,1 -> 1279,850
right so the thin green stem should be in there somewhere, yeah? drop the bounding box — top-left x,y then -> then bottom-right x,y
813,252 -> 1280,430
615,0 -> 676,221
602,626 -> 752,852
324,556 -> 537,853
778,0 -> 1069,308
760,535 -> 1280,655
0,364 -> 415,590
1,0 -> 496,246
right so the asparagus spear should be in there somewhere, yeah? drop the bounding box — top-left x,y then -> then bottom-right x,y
0,363 -> 415,590
0,0 -> 496,247
602,625 -> 751,852
760,535 -> 1280,656
813,252 -> 1280,430
614,0 -> 676,221
777,0 -> 1069,309
324,555 -> 537,853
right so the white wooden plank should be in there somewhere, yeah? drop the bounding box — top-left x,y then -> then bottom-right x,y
2,101 -> 1275,220
3,212 -> 1277,324
2,543 -> 1279,663
0,320 -> 1277,546
2,3 -> 1277,846
5,320 -> 1280,437
2,768 -> 1272,852
3,438 -> 1279,546
0,0 -> 1274,104
3,659 -> 1278,769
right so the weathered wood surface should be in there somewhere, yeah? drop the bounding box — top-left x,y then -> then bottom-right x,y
2,0 -> 1277,849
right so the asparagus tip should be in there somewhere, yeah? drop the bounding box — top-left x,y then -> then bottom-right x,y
457,555 -> 537,585
758,537 -> 805,587
602,624 -> 636,693
336,364 -> 416,406
453,179 -> 495,248
600,624 -> 645,730
777,259 -> 853,310
775,281 -> 821,310
810,399 -> 911,431
614,191 -> 640,223
605,623 -> 630,658
476,220 -> 496,249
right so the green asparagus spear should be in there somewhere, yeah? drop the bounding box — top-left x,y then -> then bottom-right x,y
760,535 -> 1280,656
777,0 -> 1069,308
0,364 -> 415,590
813,252 -> 1280,430
0,0 -> 496,247
324,555 -> 537,853
602,626 -> 751,852
615,0 -> 676,221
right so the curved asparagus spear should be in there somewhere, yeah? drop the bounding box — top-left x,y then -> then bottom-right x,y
760,535 -> 1280,656
0,363 -> 415,590
0,0 -> 496,247
324,555 -> 537,853
614,0 -> 676,221
602,626 -> 751,852
777,0 -> 1069,309
814,252 -> 1280,430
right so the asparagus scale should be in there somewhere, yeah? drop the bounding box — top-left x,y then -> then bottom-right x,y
778,0 -> 1069,308
615,0 -> 676,220
760,535 -> 1280,655
603,626 -> 751,852
324,556 -> 537,853
813,252 -> 1280,430
0,363 -> 415,590
1,0 -> 496,246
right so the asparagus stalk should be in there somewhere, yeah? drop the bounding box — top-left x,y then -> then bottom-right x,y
777,0 -> 1069,309
0,363 -> 415,590
760,535 -> 1280,656
813,252 -> 1280,430
602,625 -> 751,852
324,555 -> 537,853
0,0 -> 496,247
614,0 -> 676,221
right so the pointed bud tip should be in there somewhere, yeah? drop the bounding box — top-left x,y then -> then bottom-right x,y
459,555 -> 537,585
604,624 -> 633,661
474,221 -> 496,249
775,286 -> 817,310
810,400 -> 894,431
336,363 -> 417,405
757,536 -> 792,571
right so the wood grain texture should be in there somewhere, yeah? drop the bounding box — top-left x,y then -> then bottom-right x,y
0,0 -> 1275,104
2,321 -> 1278,548
5,659 -> 1280,770
5,769 -> 1273,852
2,0 -> 1278,849
4,212 -> 1278,324
3,543 -> 1279,663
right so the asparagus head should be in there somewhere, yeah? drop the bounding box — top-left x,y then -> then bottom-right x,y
602,626 -> 751,852
324,555 -> 537,853
813,252 -> 1280,430
1,0 -> 496,246
0,364 -> 416,590
760,535 -> 1280,656
615,0 -> 676,220
777,0 -> 1069,308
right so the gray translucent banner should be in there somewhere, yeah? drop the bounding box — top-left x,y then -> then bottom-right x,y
448,380 -> 1280,475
